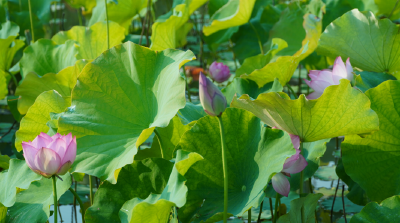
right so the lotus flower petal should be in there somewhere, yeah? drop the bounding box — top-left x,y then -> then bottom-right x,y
22,142 -> 39,172
272,172 -> 290,197
346,58 -> 353,80
62,136 -> 77,164
199,72 -> 227,116
22,132 -> 76,177
209,61 -> 231,83
282,152 -> 308,174
332,56 -> 348,84
305,91 -> 322,100
34,147 -> 62,178
32,134 -> 52,149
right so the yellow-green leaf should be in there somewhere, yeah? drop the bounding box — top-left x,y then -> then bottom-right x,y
231,80 -> 379,142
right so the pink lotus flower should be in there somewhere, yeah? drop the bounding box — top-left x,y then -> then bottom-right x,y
209,61 -> 231,83
271,128 -> 307,197
304,56 -> 353,99
199,72 -> 227,116
22,132 -> 77,178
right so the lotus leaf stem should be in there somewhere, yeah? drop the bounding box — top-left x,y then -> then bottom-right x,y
217,116 -> 228,223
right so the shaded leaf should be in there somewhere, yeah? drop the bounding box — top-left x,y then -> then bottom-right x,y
177,108 -> 296,222
277,193 -> 323,223
342,80 -> 400,202
350,195 -> 400,223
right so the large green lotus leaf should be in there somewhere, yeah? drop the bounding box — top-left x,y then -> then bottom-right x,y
231,80 -> 379,142
235,38 -> 288,78
52,21 -> 125,60
288,139 -> 330,192
350,195 -> 400,223
177,102 -> 207,125
85,158 -> 174,223
318,9 -> 400,78
222,78 -> 283,105
20,39 -> 78,77
0,71 -> 6,100
0,155 -> 10,170
15,60 -> 88,115
150,0 -> 208,51
119,150 -> 202,223
354,71 -> 397,93
176,108 -> 295,222
140,116 -> 193,161
15,90 -> 70,152
336,159 -> 369,206
65,0 -> 96,14
0,159 -> 41,207
203,0 -> 256,36
342,80 -> 400,202
266,0 -> 324,60
89,0 -> 146,31
7,173 -> 71,223
58,42 -> 195,183
375,0 -> 400,20
204,27 -> 239,52
277,193 -> 323,223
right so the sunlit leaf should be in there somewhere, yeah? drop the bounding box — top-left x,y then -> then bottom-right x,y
203,0 -> 256,36
15,90 -> 70,152
65,0 -> 97,14
176,108 -> 295,222
150,0 -> 208,51
20,39 -> 78,77
318,9 -> 400,78
350,195 -> 400,223
342,80 -> 400,202
375,0 -> 400,20
58,42 -> 195,183
0,72 -> 6,100
89,0 -> 147,31
52,21 -> 125,60
231,79 -> 379,142
15,60 -> 88,115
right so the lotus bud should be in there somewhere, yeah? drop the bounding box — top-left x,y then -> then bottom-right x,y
199,72 -> 227,117
304,56 -> 353,99
22,132 -> 77,178
209,61 -> 231,83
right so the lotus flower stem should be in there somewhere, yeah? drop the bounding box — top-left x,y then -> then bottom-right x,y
154,129 -> 164,158
89,176 -> 94,205
248,209 -> 251,222
248,21 -> 264,55
77,8 -> 82,26
273,193 -> 279,223
257,200 -> 264,223
104,0 -> 109,49
342,184 -> 347,223
300,142 -> 305,223
286,85 -> 297,99
52,176 -> 58,223
68,188 -> 85,223
28,0 -> 34,43
217,116 -> 228,223
269,198 -> 274,220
